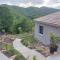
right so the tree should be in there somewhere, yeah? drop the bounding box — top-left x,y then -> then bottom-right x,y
19,17 -> 33,32
0,6 -> 14,32
11,16 -> 33,34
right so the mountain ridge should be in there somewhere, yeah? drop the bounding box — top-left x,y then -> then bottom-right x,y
0,4 -> 60,19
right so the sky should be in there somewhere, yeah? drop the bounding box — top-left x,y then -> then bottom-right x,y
0,0 -> 60,8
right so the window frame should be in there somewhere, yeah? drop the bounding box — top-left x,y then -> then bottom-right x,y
39,25 -> 43,34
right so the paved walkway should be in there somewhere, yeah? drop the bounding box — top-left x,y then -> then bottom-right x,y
13,38 -> 46,60
47,54 -> 60,60
0,52 -> 10,60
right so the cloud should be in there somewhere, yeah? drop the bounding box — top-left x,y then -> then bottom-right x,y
0,0 -> 44,4
46,3 -> 60,8
16,2 -> 43,8
45,0 -> 60,8
0,0 -> 60,8
48,0 -> 60,4
17,2 -> 33,8
30,0 -> 44,4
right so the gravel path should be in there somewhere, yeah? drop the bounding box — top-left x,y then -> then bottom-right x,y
13,38 -> 46,60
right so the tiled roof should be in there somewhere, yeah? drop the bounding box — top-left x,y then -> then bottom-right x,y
35,12 -> 60,27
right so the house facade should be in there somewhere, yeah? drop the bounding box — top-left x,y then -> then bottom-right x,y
34,12 -> 60,45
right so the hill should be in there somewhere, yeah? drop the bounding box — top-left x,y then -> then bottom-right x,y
1,4 -> 60,19
0,4 -> 60,34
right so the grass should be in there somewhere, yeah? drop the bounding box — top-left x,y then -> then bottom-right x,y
33,56 -> 37,60
15,33 -> 38,48
15,54 -> 26,60
21,33 -> 35,46
14,33 -> 32,38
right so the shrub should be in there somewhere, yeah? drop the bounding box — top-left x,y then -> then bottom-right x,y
15,54 -> 26,60
21,33 -> 37,47
50,33 -> 60,54
50,33 -> 60,44
33,56 -> 37,60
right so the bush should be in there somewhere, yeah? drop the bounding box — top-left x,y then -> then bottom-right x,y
50,33 -> 60,44
7,47 -> 18,56
10,17 -> 34,34
50,33 -> 60,54
15,54 -> 26,60
4,44 -> 26,60
33,56 -> 37,60
21,33 -> 37,47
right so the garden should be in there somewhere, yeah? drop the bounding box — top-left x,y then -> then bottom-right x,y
19,33 -> 60,57
0,32 -> 60,58
15,33 -> 50,57
0,35 -> 27,60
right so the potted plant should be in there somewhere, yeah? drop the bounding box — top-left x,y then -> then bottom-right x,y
50,33 -> 58,54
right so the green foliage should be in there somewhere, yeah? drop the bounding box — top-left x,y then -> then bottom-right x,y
11,16 -> 33,34
0,5 -> 58,34
50,33 -> 60,44
0,6 -> 34,34
4,44 -> 26,60
1,4 -> 59,19
6,5 -> 59,19
0,6 -> 14,32
21,33 -> 37,47
18,17 -> 33,32
15,54 -> 26,60
33,56 -> 37,60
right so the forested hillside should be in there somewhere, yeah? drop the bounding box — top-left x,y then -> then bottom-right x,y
1,4 -> 60,19
0,5 -> 33,34
0,4 -> 59,34
10,6 -> 60,19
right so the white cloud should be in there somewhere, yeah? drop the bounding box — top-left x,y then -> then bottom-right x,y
46,3 -> 60,8
0,0 -> 60,8
17,2 -> 43,8
5,2 -> 13,5
42,0 -> 49,6
15,0 -> 50,8
15,0 -> 60,8
17,2 -> 33,8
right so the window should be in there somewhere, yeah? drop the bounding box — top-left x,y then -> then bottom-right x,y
39,26 -> 43,34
